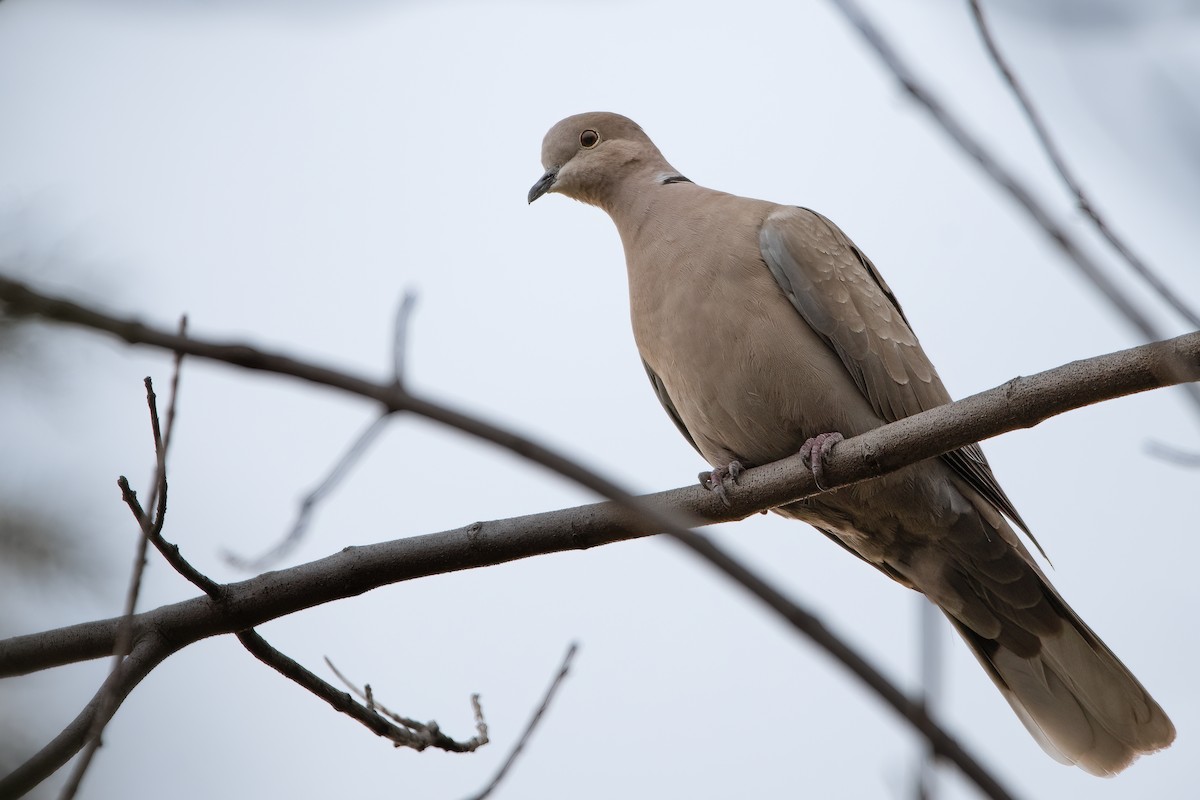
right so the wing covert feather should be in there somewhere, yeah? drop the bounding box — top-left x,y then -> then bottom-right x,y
759,206 -> 1040,551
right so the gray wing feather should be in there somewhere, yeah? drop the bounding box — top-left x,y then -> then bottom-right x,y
760,206 -> 1042,556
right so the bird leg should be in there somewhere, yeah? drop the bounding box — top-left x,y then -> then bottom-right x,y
800,432 -> 844,491
699,460 -> 744,507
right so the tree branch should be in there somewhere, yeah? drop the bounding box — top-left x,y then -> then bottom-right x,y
1,326 -> 1194,680
58,360 -> 185,799
240,633 -> 487,753
0,339 -> 1190,799
966,0 -> 1200,331
2,279 -> 1195,798
117,411 -> 488,759
0,634 -> 177,800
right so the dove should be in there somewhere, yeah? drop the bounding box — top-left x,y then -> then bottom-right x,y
528,111 -> 1174,775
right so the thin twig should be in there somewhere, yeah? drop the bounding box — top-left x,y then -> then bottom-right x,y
59,361 -> 184,800
325,657 -> 432,731
57,502 -> 154,800
466,642 -> 578,800
118,476 -> 222,597
966,0 -> 1200,331
224,293 -> 414,569
163,316 -> 187,450
236,636 -> 487,753
393,289 -> 418,383
222,413 -> 391,570
319,656 -> 488,752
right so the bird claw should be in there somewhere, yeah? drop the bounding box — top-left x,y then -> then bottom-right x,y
700,461 -> 744,507
800,432 -> 844,491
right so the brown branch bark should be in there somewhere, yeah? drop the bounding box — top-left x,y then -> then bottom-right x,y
2,277 -> 1196,798
1,326 -> 1194,680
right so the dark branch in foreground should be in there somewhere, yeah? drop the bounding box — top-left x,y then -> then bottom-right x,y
2,281 -> 1196,798
966,0 -> 1200,331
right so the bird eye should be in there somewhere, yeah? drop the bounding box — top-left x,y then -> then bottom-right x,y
579,129 -> 600,148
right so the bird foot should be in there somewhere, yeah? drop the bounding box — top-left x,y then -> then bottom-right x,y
800,432 -> 844,491
700,461 -> 744,507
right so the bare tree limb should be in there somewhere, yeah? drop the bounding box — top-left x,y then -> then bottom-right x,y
966,0 -> 1200,331
465,642 -> 577,800
1,280 -> 1195,798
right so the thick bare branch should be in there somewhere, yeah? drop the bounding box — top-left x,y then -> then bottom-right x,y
1,325 -> 1193,680
0,343 -> 1190,800
2,279 -> 1195,798
0,301 -> 1192,659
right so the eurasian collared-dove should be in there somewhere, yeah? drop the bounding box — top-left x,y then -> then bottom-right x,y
528,111 -> 1174,775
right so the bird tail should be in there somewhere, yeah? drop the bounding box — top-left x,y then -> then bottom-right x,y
943,593 -> 1175,776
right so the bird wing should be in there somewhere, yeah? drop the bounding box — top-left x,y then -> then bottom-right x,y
759,205 -> 1040,554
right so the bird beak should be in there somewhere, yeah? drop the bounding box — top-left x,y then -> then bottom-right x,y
527,168 -> 558,204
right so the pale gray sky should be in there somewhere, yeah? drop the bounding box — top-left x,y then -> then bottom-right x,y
1,1 -> 1198,798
